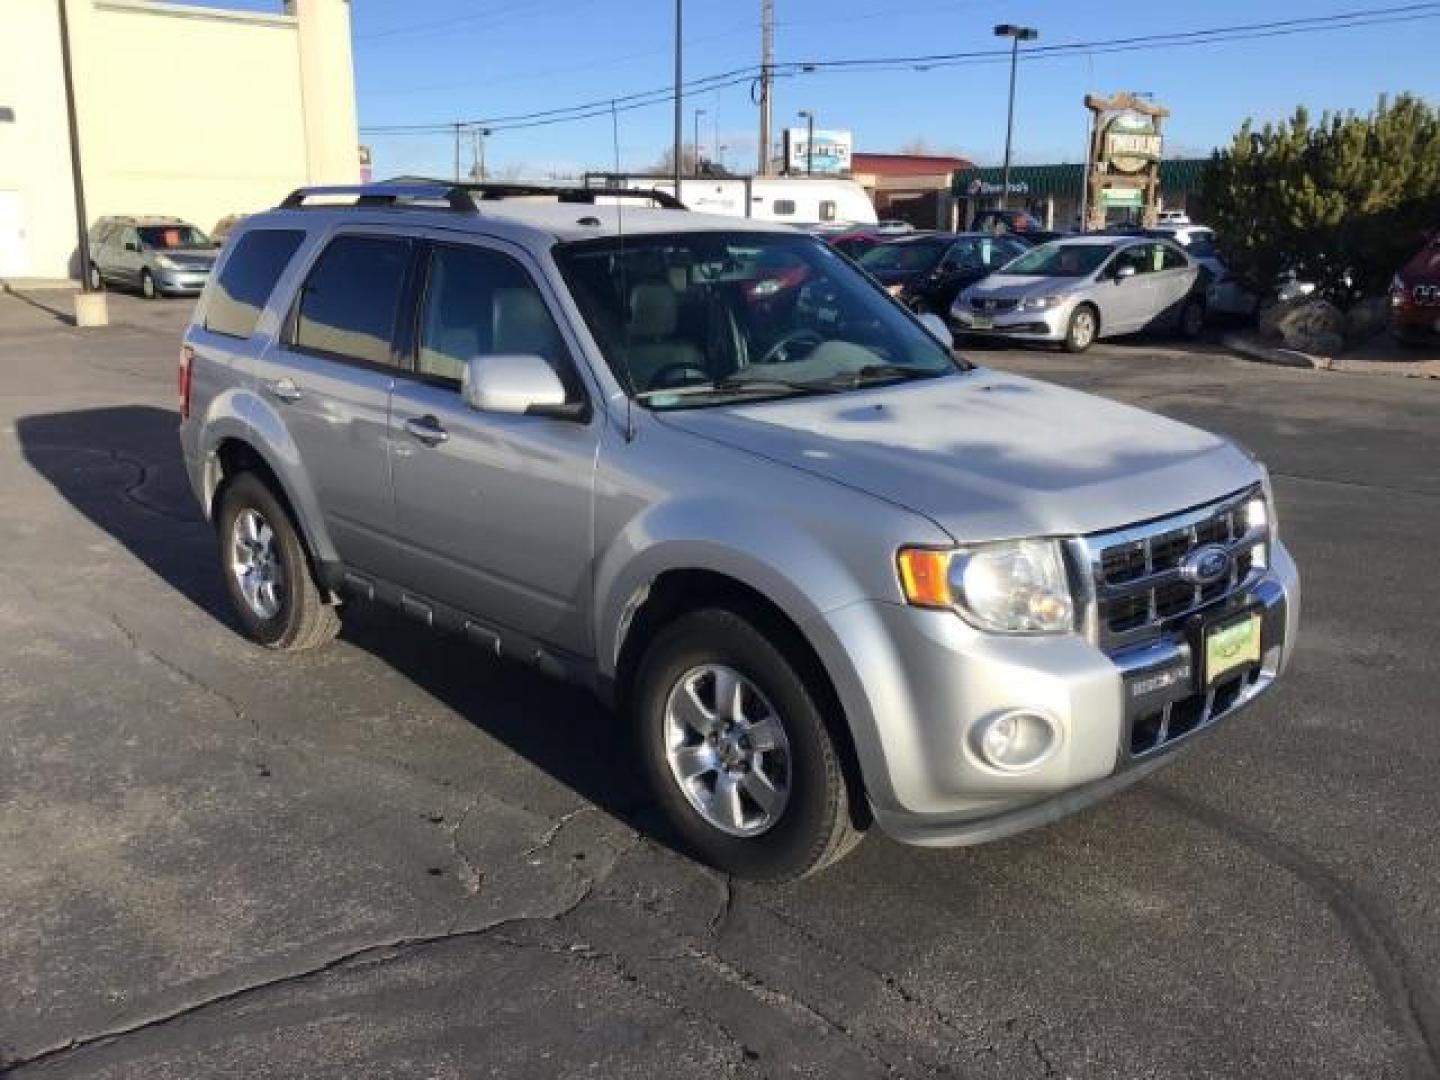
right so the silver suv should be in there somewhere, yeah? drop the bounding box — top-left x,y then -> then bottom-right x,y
179,183 -> 1300,880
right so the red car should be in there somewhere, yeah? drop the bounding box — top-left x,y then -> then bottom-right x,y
1391,232 -> 1440,345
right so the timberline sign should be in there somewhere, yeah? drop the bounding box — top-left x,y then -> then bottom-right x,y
1102,113 -> 1163,175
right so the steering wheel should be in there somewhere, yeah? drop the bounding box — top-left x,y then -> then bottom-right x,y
757,328 -> 825,366
646,362 -> 710,390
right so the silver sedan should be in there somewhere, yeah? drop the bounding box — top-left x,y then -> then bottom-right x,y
951,236 -> 1207,353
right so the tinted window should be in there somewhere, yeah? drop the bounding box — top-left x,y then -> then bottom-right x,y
1161,245 -> 1189,270
859,238 -> 950,274
418,244 -> 570,387
205,229 -> 305,340
293,235 -> 410,366
773,200 -> 796,216
1113,244 -> 1157,275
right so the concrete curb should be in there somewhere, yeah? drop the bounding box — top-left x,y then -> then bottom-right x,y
1221,333 -> 1440,379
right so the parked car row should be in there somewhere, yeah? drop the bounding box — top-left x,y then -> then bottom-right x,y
85,213 -> 249,299
1391,231 -> 1440,345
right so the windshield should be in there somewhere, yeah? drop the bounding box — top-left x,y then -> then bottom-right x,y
1002,243 -> 1115,278
555,231 -> 962,409
137,225 -> 211,250
859,238 -> 951,274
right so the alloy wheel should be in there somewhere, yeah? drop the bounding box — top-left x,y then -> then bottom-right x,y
663,664 -> 792,837
229,508 -> 285,620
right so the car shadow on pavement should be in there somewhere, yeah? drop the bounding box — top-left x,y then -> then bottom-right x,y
16,404 -> 672,848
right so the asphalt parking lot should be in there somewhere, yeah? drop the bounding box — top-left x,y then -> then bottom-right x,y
2,288 -> 1438,1079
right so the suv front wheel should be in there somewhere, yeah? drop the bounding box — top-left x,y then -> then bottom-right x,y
216,472 -> 339,651
633,609 -> 863,880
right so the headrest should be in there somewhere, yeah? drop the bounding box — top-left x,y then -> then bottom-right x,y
491,287 -> 556,358
629,282 -> 679,338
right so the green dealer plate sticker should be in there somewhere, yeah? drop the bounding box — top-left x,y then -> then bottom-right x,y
1205,612 -> 1262,686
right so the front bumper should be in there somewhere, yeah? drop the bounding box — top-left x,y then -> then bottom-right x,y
806,540 -> 1299,848
155,268 -> 211,295
949,301 -> 1072,342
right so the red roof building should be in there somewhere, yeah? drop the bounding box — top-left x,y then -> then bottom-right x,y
850,153 -> 975,228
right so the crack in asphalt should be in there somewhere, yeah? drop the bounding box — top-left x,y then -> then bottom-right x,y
1150,784 -> 1440,1080
521,805 -> 598,858
445,792 -> 486,900
487,930 -> 769,1078
23,441 -> 203,524
0,831 -> 646,1077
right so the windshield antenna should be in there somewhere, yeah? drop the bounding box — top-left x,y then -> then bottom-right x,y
612,97 -> 637,442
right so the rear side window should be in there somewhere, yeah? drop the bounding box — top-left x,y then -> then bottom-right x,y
773,200 -> 796,216
292,235 -> 410,366
205,229 -> 305,339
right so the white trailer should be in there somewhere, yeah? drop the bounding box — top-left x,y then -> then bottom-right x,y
586,174 -> 877,228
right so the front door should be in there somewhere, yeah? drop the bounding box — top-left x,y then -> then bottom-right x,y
385,239 -> 599,656
1103,243 -> 1160,334
254,231 -> 413,573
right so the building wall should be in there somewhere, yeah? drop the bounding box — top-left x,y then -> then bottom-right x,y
0,1 -> 84,280
0,0 -> 359,281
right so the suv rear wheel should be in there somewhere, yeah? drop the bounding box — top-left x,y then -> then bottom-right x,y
216,472 -> 339,651
633,609 -> 863,880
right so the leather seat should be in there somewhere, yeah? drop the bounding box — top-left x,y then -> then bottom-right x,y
624,282 -> 706,391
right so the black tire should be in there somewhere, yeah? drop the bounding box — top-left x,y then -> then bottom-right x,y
88,262 -> 104,291
1063,303 -> 1099,353
632,608 -> 864,881
216,472 -> 339,651
140,269 -> 158,300
1178,296 -> 1206,340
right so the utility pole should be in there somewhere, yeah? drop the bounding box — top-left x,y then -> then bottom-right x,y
453,122 -> 462,183
693,108 -> 706,175
57,0 -> 105,324
673,0 -> 683,200
758,0 -> 773,175
993,23 -> 1038,212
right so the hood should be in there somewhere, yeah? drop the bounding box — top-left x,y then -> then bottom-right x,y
965,273 -> 1081,301
657,371 -> 1258,542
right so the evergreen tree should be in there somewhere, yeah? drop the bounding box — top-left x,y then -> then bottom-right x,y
1202,95 -> 1440,304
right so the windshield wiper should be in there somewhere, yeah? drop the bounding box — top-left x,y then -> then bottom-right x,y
815,364 -> 953,389
634,376 -> 837,404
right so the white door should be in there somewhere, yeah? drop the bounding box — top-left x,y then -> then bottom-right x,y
0,191 -> 26,278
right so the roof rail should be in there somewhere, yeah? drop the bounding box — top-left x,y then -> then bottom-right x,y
451,181 -> 688,211
278,183 -> 478,211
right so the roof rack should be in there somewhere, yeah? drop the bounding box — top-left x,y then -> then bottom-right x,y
277,181 -> 689,213
278,183 -> 477,211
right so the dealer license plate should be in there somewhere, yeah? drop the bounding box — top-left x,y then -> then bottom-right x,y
970,314 -> 994,329
1204,611 -> 1262,686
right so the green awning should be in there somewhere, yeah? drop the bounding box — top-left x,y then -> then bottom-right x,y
952,158 -> 1212,198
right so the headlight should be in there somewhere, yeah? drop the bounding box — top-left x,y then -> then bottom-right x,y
897,539 -> 1075,634
1019,294 -> 1063,311
154,254 -> 178,270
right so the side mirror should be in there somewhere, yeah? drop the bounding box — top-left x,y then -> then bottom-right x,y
1114,263 -> 1137,282
462,353 -> 583,420
918,311 -> 954,349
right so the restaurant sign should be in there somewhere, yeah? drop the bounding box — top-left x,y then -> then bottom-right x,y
1102,112 -> 1163,175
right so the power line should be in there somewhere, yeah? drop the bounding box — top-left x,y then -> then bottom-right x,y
359,4 -> 1440,136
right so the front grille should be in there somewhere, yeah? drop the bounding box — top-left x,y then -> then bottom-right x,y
970,297 -> 1018,312
1075,487 -> 1267,652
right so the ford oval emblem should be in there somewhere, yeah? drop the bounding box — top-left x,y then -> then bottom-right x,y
1179,544 -> 1232,586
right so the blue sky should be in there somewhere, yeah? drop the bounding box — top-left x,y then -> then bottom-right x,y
219,1 -> 1439,179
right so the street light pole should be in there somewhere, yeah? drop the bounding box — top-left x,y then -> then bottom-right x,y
993,23 -> 1038,212
56,0 -> 93,294
693,108 -> 706,175
798,110 -> 815,176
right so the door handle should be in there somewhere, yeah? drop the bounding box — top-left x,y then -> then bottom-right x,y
263,377 -> 303,402
404,414 -> 449,447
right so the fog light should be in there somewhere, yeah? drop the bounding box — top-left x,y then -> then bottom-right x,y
970,710 -> 1060,773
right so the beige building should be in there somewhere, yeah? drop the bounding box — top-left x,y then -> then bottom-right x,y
0,0 -> 359,282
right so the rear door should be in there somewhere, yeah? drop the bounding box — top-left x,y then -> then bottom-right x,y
253,231 -> 415,573
383,236 -> 600,655
118,227 -> 145,285
1153,242 -> 1198,322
